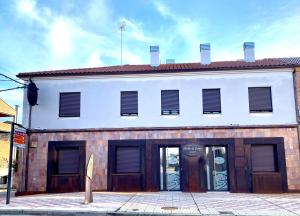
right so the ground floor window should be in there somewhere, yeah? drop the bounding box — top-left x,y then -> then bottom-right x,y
57,148 -> 80,174
251,145 -> 277,172
116,147 -> 140,173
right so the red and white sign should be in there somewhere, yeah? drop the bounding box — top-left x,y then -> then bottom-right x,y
13,126 -> 26,148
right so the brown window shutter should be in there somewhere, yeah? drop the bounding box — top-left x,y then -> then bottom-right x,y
58,148 -> 80,174
59,92 -> 81,117
121,91 -> 138,116
202,89 -> 221,114
161,90 -> 180,115
116,147 -> 140,173
251,145 -> 276,172
248,87 -> 272,112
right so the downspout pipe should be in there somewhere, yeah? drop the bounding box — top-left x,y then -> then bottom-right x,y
292,70 -> 300,154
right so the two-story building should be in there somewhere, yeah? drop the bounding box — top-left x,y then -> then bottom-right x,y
15,43 -> 300,194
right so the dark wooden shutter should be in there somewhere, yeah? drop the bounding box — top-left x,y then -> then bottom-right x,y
251,145 -> 276,172
59,92 -> 80,117
116,147 -> 140,173
58,148 -> 80,174
203,89 -> 221,114
121,91 -> 138,116
248,87 -> 272,112
161,90 -> 179,115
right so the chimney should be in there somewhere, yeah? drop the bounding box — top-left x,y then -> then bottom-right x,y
200,43 -> 211,64
243,42 -> 255,62
150,46 -> 160,67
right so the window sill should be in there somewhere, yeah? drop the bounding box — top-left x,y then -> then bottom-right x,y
58,117 -> 80,120
121,116 -> 138,119
203,114 -> 221,118
161,115 -> 180,119
250,112 -> 273,116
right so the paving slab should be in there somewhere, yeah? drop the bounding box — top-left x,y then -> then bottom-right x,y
1,191 -> 300,215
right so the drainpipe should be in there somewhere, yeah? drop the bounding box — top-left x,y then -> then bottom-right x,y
292,70 -> 300,153
24,100 -> 32,192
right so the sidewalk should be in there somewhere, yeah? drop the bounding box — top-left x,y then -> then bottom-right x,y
0,191 -> 300,215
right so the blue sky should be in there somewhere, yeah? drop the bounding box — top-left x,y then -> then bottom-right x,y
0,0 -> 300,121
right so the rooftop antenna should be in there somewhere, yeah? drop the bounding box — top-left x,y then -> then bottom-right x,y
119,21 -> 126,65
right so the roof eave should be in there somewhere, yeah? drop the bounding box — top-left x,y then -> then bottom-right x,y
16,65 -> 295,79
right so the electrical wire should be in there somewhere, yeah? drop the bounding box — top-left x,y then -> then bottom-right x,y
0,86 -> 26,92
0,73 -> 25,86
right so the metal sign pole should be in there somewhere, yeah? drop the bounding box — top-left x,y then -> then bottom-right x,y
6,122 -> 15,205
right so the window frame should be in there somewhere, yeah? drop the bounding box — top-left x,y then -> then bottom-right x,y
248,87 -> 273,113
120,91 -> 138,117
161,90 -> 180,115
59,92 -> 81,118
202,88 -> 222,114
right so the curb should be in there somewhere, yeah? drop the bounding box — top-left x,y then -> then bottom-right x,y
0,209 -> 108,216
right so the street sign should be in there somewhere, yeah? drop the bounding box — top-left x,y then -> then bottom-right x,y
13,125 -> 26,148
7,122 -> 27,205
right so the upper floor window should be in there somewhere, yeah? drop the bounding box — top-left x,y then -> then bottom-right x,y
120,91 -> 138,116
59,92 -> 80,117
248,87 -> 273,113
161,90 -> 179,115
202,89 -> 221,114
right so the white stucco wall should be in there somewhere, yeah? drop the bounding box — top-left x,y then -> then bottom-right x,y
22,69 -> 297,129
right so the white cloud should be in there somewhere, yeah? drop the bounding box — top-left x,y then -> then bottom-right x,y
49,18 -> 75,58
15,0 -> 49,26
86,51 -> 104,67
119,17 -> 156,44
13,0 -> 150,68
153,1 -> 202,62
16,0 -> 39,20
252,14 -> 300,59
123,50 -> 143,65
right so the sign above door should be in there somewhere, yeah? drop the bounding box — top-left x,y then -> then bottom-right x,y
182,144 -> 203,157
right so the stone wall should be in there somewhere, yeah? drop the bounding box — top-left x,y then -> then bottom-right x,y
16,127 -> 300,192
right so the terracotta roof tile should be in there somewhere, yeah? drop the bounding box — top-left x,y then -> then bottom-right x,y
17,58 -> 300,78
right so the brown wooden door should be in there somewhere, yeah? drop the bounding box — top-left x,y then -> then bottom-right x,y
47,141 -> 86,193
244,139 -> 287,193
108,140 -> 146,192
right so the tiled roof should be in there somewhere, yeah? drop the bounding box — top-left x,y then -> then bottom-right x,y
17,58 -> 300,78
271,57 -> 300,65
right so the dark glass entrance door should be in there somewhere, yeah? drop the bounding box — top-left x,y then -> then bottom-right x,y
205,146 -> 229,191
160,147 -> 180,191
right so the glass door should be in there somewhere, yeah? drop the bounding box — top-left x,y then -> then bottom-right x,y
160,147 -> 180,191
205,146 -> 229,191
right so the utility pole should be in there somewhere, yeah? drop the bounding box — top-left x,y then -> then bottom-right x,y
119,21 -> 126,65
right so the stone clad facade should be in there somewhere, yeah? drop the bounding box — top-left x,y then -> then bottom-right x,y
16,126 -> 300,193
15,57 -> 300,194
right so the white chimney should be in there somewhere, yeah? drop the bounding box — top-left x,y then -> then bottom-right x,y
150,46 -> 160,67
200,43 -> 211,64
243,42 -> 255,62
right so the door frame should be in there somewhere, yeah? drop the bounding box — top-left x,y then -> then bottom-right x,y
47,140 -> 86,193
107,140 -> 146,191
159,146 -> 182,191
244,137 -> 287,193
